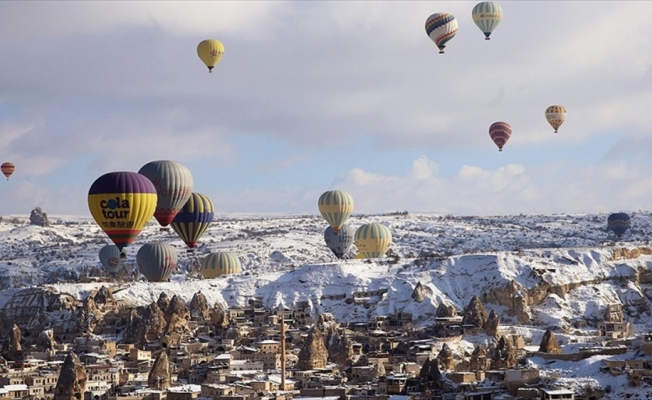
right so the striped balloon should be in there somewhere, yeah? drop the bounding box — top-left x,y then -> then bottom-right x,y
545,105 -> 567,133
88,172 -> 158,251
1,162 -> 15,180
489,121 -> 511,151
607,213 -> 630,238
472,2 -> 503,40
170,192 -> 214,249
137,242 -> 178,282
425,12 -> 458,54
99,244 -> 123,274
318,190 -> 354,233
138,160 -> 194,228
201,251 -> 242,279
324,224 -> 354,259
354,223 -> 392,259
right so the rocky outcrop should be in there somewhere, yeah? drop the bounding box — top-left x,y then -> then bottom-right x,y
5,324 -> 22,362
604,304 -> 624,323
211,302 -> 230,332
54,352 -> 87,400
436,343 -> 455,371
491,336 -> 517,370
157,292 -> 170,313
148,351 -> 171,390
93,286 -> 114,305
297,326 -> 328,370
189,292 -> 210,320
29,207 -> 49,227
143,302 -> 167,341
462,295 -> 488,328
485,309 -> 500,336
469,345 -> 487,371
436,302 -> 458,318
539,329 -> 562,354
412,281 -> 432,302
165,295 -> 189,323
36,329 -> 56,351
326,329 -> 353,366
80,296 -> 99,334
419,357 -> 443,391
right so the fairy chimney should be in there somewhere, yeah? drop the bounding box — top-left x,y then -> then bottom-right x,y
436,343 -> 455,371
462,295 -> 488,328
297,326 -> 328,370
54,352 -> 87,400
538,329 -> 562,354
485,309 -> 500,336
148,351 -> 171,390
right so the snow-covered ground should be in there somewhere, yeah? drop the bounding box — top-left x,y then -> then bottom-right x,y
2,211 -> 652,397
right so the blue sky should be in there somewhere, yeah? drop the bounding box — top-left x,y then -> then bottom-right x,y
0,1 -> 651,216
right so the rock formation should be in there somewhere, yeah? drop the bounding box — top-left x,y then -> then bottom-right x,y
469,345 -> 487,371
297,326 -> 328,370
604,304 -> 624,323
165,295 -> 189,323
491,336 -> 517,370
93,286 -> 114,305
462,295 -> 488,328
80,296 -> 99,334
29,207 -> 50,227
5,324 -> 22,362
436,343 -> 455,371
157,292 -> 170,313
435,302 -> 458,318
189,291 -> 210,320
210,302 -> 230,331
485,309 -> 500,336
325,329 -> 353,366
412,281 -> 432,302
419,357 -> 443,391
538,329 -> 562,354
36,329 -> 57,351
54,352 -> 87,400
143,302 -> 167,342
148,351 -> 171,390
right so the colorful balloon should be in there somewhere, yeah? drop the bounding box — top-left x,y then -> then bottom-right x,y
489,121 -> 511,151
137,242 -> 178,282
318,190 -> 354,233
99,244 -> 124,274
201,251 -> 242,279
545,105 -> 567,133
425,13 -> 458,54
197,39 -> 225,73
608,213 -> 630,238
170,192 -> 214,250
88,172 -> 157,251
324,224 -> 354,259
472,2 -> 503,40
354,223 -> 392,259
138,160 -> 193,228
1,162 -> 15,180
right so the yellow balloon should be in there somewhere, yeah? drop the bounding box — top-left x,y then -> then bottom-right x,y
318,190 -> 354,233
197,39 -> 225,73
201,252 -> 242,279
354,223 -> 392,259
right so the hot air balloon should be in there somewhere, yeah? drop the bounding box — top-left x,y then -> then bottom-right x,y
138,160 -> 193,228
1,162 -> 15,180
137,242 -> 178,282
545,105 -> 567,133
608,213 -> 631,238
472,2 -> 503,40
489,121 -> 511,151
197,39 -> 225,73
425,12 -> 458,54
170,192 -> 214,251
324,224 -> 354,259
354,223 -> 392,259
88,172 -> 157,252
201,251 -> 242,279
318,190 -> 354,233
99,244 -> 124,274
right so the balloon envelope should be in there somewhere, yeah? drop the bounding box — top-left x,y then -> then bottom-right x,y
472,2 -> 503,40
201,251 -> 242,279
138,160 -> 193,227
545,105 -> 567,133
324,224 -> 354,259
318,190 -> 354,233
1,162 -> 14,180
197,39 -> 225,72
489,121 -> 511,151
425,13 -> 458,54
171,192 -> 214,249
99,244 -> 123,274
137,242 -> 178,282
608,213 -> 630,238
354,223 -> 392,259
88,172 -> 157,251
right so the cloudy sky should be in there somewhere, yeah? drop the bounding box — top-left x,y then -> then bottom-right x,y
0,1 -> 651,217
